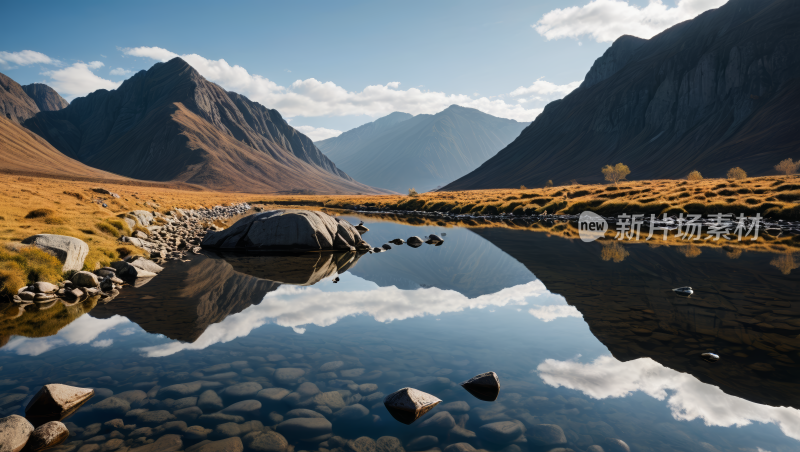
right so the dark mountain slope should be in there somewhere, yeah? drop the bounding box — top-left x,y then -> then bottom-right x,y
316,111 -> 413,162
21,83 -> 69,112
444,0 -> 800,190
319,106 -> 528,193
0,72 -> 40,124
23,58 -> 382,194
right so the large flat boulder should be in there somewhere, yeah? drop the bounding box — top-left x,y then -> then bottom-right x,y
21,234 -> 88,272
202,210 -> 368,251
131,210 -> 154,226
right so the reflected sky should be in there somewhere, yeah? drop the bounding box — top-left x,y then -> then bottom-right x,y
4,314 -> 130,356
538,355 -> 800,441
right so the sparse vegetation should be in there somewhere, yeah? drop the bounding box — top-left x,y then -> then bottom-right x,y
775,158 -> 800,176
408,188 -> 419,197
727,167 -> 747,180
602,163 -> 631,186
687,170 -> 703,181
0,244 -> 64,298
520,185 -> 527,190
545,180 -> 553,188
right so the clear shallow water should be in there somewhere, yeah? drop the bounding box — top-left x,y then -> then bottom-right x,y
1,215 -> 799,452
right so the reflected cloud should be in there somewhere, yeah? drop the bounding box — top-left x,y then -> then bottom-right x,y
139,278 -> 565,357
537,355 -> 800,441
4,315 -> 130,356
528,305 -> 583,322
91,339 -> 114,348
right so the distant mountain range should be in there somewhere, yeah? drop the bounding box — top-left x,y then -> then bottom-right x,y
444,0 -> 800,190
1,59 -> 387,194
316,106 -> 528,193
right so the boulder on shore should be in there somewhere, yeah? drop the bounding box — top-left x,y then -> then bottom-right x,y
25,384 -> 95,423
201,209 -> 369,252
21,234 -> 88,272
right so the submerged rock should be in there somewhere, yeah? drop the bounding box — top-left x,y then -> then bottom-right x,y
0,415 -> 34,452
461,371 -> 500,401
202,209 -> 367,251
526,424 -> 566,446
26,384 -> 94,424
383,388 -> 441,425
25,421 -> 69,451
243,428 -> 288,452
275,417 -> 332,442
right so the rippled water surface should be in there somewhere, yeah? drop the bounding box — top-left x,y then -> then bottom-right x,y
1,214 -> 799,452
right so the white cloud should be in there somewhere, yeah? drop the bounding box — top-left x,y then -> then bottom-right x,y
528,304 -> 583,322
510,77 -> 583,104
534,0 -> 728,43
3,315 -> 130,356
138,278 -> 565,357
294,125 -> 343,141
0,50 -> 60,68
109,67 -> 133,76
42,62 -> 121,100
91,339 -> 113,348
119,46 -> 574,122
538,355 -> 800,441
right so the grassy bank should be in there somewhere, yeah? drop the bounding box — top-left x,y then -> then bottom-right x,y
0,174 -> 251,298
254,176 -> 800,220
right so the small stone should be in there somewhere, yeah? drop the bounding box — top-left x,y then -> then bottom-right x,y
332,404 -> 369,421
478,421 -> 524,444
129,433 -> 183,452
174,406 -> 203,421
222,382 -> 263,399
603,438 -> 631,452
198,412 -> 245,425
383,388 -> 441,425
221,399 -> 261,414
275,417 -> 332,442
527,424 -> 566,446
134,410 -> 176,425
91,397 -> 130,417
443,443 -> 476,452
274,368 -> 305,383
199,390 -> 224,412
285,409 -> 324,419
440,401 -> 470,413
257,388 -> 290,403
407,237 -> 424,247
33,281 -> 59,294
418,411 -> 455,430
71,271 -> 100,288
319,361 -> 344,372
243,428 -> 289,452
186,437 -> 243,452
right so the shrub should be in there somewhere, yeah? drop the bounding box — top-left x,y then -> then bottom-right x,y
0,245 -> 63,297
727,167 -> 747,180
96,222 -> 120,237
545,180 -> 553,188
520,185 -> 527,190
0,262 -> 26,298
775,158 -> 800,176
602,163 -> 631,185
25,208 -> 55,219
408,188 -> 419,197
687,170 -> 703,181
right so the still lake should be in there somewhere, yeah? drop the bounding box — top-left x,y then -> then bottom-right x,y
1,214 -> 799,452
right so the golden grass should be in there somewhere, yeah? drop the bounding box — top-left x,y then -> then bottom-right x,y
248,175 -> 800,220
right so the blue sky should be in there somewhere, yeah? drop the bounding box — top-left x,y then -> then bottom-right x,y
0,0 -> 726,139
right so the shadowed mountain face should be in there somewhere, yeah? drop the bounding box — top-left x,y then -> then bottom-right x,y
445,0 -> 800,190
22,58 -> 385,194
472,228 -> 800,410
316,106 -> 528,193
21,83 -> 69,112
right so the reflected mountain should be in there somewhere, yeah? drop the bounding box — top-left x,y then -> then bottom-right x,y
90,251 -> 361,342
336,218 -> 536,297
472,228 -> 800,410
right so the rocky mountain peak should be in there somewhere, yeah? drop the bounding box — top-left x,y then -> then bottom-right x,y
21,83 -> 69,112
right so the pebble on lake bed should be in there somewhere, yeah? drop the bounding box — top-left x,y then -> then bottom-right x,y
383,387 -> 441,425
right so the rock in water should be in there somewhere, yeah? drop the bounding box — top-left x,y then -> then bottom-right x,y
427,234 -> 443,243
26,384 -> 94,424
21,234 -> 89,272
70,271 -> 99,288
406,237 -> 424,248
0,415 -> 34,452
390,238 -> 404,245
383,388 -> 441,425
701,352 -> 720,363
461,372 -> 500,401
202,209 -> 368,251
672,286 -> 693,297
25,421 -> 69,451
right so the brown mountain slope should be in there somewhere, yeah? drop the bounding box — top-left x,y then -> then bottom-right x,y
23,58 -> 384,194
444,0 -> 800,190
0,72 -> 39,124
0,116 -> 125,179
21,83 -> 69,111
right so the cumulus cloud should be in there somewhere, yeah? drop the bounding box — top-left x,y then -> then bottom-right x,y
293,125 -> 343,141
110,67 -> 132,76
138,278 -> 566,357
534,0 -> 727,43
538,355 -> 800,441
510,77 -> 582,104
0,50 -> 60,68
42,62 -> 121,100
528,304 -> 583,322
4,315 -> 130,356
91,339 -> 114,348
120,46 -> 576,122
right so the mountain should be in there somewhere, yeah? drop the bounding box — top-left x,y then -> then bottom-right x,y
21,83 -> 69,111
316,112 -> 413,162
0,115 -> 125,179
444,0 -> 800,190
0,72 -> 40,124
316,106 -> 528,193
22,58 -> 386,194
